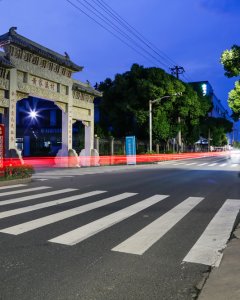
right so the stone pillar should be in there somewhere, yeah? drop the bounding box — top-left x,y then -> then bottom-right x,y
61,87 -> 73,156
110,136 -> 114,156
94,135 -> 99,153
84,122 -> 93,157
6,68 -> 17,153
61,108 -> 72,156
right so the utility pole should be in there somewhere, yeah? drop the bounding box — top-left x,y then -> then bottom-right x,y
170,66 -> 185,79
170,66 -> 185,152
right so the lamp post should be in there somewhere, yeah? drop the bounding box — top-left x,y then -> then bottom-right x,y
149,95 -> 171,153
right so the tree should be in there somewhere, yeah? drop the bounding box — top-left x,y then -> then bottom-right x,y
221,45 -> 240,116
97,64 -> 211,147
221,45 -> 240,78
228,81 -> 240,116
200,117 -> 233,146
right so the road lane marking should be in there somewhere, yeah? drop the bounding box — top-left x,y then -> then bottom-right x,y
219,164 -> 227,167
0,190 -> 106,220
183,199 -> 240,267
230,164 -> 238,168
208,163 -> 218,166
0,184 -> 26,190
197,163 -> 208,166
0,192 -> 137,235
0,188 -> 77,206
112,197 -> 204,255
49,194 -> 169,246
185,163 -> 197,166
33,176 -> 74,179
36,179 -> 49,181
172,163 -> 185,165
0,186 -> 50,197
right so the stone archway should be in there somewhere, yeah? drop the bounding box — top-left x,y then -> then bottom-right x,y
0,27 -> 101,164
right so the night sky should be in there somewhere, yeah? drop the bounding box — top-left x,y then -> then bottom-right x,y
1,0 -> 239,110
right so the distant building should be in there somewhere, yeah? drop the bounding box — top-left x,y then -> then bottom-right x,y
190,81 -> 240,144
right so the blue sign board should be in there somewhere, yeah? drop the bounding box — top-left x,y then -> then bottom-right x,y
125,136 -> 136,165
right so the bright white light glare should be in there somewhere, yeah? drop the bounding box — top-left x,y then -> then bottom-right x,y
201,84 -> 207,96
29,110 -> 37,119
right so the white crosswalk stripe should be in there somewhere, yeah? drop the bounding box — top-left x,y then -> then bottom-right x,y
0,188 -> 77,206
0,184 -> 26,190
183,199 -> 240,267
0,186 -> 50,197
219,163 -> 227,167
49,195 -> 169,246
0,192 -> 136,235
112,197 -> 204,255
169,161 -> 239,168
0,185 -> 239,268
33,175 -> 74,180
0,190 -> 106,220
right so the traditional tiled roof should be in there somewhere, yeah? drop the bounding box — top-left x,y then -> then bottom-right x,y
0,51 -> 14,68
0,27 -> 83,72
73,81 -> 102,97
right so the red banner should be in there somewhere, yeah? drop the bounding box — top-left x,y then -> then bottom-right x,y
0,124 -> 5,177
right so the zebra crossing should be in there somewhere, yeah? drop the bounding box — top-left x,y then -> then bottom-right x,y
32,160 -> 240,181
168,161 -> 239,168
0,184 -> 239,267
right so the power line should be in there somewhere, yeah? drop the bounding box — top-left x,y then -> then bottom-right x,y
74,0 -> 170,69
66,0 -> 157,65
88,0 -> 178,67
67,0 -> 191,81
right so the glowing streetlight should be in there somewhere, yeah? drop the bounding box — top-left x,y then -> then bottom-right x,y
29,110 -> 38,119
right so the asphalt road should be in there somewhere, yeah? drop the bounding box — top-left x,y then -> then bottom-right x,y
0,152 -> 240,300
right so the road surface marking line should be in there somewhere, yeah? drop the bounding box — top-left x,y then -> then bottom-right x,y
112,197 -> 204,255
0,186 -> 50,197
49,194 -> 169,246
230,164 -> 238,168
208,163 -> 217,166
36,179 -> 49,181
0,188 -> 77,206
0,192 -> 137,235
197,163 -> 208,166
33,176 -> 72,179
0,184 -> 26,190
219,164 -> 227,167
0,190 -> 106,220
183,199 -> 240,267
185,163 -> 197,166
172,163 -> 185,165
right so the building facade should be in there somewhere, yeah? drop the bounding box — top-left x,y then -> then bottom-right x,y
190,81 -> 239,144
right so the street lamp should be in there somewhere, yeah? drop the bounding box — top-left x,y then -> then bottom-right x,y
149,94 -> 181,152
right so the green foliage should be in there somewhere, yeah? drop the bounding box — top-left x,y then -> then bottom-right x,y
200,117 -> 233,146
4,164 -> 34,180
221,45 -> 240,115
228,80 -> 240,115
221,45 -> 240,78
233,141 -> 240,148
98,64 -> 209,144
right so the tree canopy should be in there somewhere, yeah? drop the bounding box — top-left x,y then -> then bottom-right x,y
221,45 -> 240,78
221,45 -> 240,117
97,64 -> 211,146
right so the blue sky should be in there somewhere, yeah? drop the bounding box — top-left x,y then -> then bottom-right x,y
1,0 -> 239,110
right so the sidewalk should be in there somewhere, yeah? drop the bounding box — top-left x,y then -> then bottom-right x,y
198,223 -> 240,300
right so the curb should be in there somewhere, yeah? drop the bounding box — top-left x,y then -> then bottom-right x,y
0,177 -> 32,187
